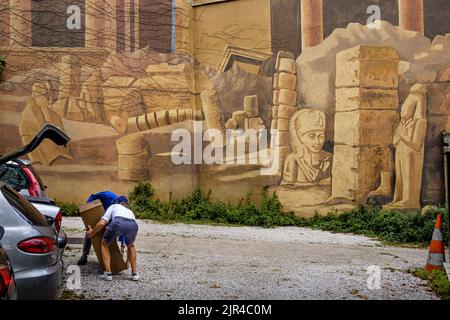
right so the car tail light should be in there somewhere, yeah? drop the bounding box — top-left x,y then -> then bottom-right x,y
55,211 -> 62,234
0,266 -> 13,297
18,237 -> 56,254
21,166 -> 40,197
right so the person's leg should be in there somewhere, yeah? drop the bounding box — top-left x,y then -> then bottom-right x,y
127,244 -> 137,273
83,236 -> 91,256
77,235 -> 91,265
127,244 -> 137,274
101,240 -> 112,273
121,236 -> 128,267
127,243 -> 139,281
101,219 -> 119,279
123,220 -> 139,280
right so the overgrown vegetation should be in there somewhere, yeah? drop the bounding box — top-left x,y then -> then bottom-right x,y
129,183 -> 298,228
56,201 -> 80,217
298,205 -> 448,245
57,183 -> 447,245
413,268 -> 450,300
127,183 -> 448,245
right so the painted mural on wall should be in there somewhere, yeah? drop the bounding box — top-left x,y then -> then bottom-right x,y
0,0 -> 449,216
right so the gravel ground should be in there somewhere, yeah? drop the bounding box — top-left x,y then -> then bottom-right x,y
61,217 -> 439,300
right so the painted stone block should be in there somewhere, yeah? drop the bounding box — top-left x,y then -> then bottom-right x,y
336,45 -> 399,89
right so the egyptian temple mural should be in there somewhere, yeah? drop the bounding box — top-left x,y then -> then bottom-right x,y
0,0 -> 449,216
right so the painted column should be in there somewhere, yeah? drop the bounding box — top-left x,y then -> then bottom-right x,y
123,0 -> 139,52
398,0 -> 424,33
59,55 -> 82,98
124,0 -> 132,51
0,0 -> 9,46
201,90 -> 226,148
85,0 -> 106,47
9,0 -> 32,47
85,0 -> 96,47
272,51 -> 298,175
174,0 -> 192,54
124,0 -> 140,51
133,0 -> 140,50
300,0 -> 323,49
104,0 -> 118,51
331,45 -> 400,202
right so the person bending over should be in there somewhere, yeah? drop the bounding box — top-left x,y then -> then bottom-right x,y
77,191 -> 123,265
86,196 -> 139,281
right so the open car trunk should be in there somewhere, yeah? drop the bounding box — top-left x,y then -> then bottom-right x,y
0,124 -> 70,166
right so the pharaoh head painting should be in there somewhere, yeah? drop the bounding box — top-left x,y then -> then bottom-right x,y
281,109 -> 331,185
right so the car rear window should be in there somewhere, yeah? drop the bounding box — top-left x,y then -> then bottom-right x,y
1,185 -> 47,226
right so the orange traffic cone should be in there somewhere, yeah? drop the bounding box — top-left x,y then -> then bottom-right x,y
425,213 -> 446,272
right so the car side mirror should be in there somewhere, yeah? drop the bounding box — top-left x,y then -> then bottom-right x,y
0,226 -> 4,241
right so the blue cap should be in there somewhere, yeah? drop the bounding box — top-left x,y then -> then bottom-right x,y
115,196 -> 129,204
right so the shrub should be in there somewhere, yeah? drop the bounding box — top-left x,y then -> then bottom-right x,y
295,205 -> 448,244
128,183 -> 298,228
56,201 -> 80,217
128,183 -> 447,244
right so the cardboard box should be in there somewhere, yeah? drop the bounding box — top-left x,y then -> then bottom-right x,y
79,200 -> 127,274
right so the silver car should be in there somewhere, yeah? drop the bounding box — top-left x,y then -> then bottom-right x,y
0,159 -> 67,264
29,199 -> 66,266
0,182 -> 62,300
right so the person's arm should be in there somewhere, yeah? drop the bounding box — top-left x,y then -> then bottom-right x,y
86,205 -> 113,238
86,193 -> 99,204
86,219 -> 107,238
